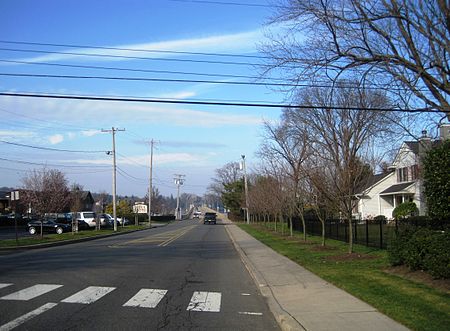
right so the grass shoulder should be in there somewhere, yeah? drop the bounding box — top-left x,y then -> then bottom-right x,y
238,223 -> 450,331
0,225 -> 149,248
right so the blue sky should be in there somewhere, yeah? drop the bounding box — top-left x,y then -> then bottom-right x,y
0,0 -> 284,197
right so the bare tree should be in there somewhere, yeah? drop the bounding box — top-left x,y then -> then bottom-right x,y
258,120 -> 312,239
284,85 -> 395,252
21,168 -> 70,238
263,0 -> 449,120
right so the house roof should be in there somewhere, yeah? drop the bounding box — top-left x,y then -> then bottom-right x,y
0,191 -> 10,200
356,171 -> 394,195
404,141 -> 419,154
380,182 -> 415,195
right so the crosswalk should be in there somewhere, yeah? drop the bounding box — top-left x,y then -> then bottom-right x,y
0,283 -> 221,312
0,283 -> 233,330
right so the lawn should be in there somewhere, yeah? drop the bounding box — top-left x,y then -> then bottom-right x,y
239,223 -> 450,331
0,225 -> 149,248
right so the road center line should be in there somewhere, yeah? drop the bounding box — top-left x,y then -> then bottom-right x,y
0,302 -> 58,331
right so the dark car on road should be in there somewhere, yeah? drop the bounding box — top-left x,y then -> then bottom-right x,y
27,219 -> 72,235
203,212 -> 217,225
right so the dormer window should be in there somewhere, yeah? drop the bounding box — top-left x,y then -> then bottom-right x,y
397,167 -> 409,182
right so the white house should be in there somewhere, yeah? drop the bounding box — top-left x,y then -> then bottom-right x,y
356,124 -> 450,219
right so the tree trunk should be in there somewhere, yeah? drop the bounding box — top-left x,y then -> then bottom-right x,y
347,211 -> 353,253
289,216 -> 293,237
321,220 -> 325,246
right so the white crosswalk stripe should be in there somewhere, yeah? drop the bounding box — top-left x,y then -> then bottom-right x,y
123,289 -> 167,308
0,284 -> 63,301
186,291 -> 221,312
0,302 -> 58,331
0,284 -> 12,290
61,286 -> 116,304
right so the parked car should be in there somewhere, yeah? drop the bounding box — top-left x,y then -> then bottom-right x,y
74,211 -> 97,228
98,213 -> 115,227
27,219 -> 72,235
117,217 -> 130,226
203,212 -> 217,225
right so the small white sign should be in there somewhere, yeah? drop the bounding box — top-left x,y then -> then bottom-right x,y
10,191 -> 20,201
133,204 -> 148,214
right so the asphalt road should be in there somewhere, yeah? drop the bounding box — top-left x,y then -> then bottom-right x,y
0,218 -> 280,330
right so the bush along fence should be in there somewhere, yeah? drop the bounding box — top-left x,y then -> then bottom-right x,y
388,218 -> 450,279
290,216 -> 449,250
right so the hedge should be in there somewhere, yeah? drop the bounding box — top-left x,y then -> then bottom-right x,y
388,226 -> 450,279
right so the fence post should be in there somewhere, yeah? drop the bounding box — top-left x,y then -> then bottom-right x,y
365,219 -> 369,247
354,220 -> 357,244
336,220 -> 339,240
344,221 -> 348,242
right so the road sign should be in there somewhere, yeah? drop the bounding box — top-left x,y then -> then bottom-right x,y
133,204 -> 148,214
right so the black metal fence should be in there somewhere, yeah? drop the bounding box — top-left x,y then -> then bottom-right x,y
292,217 -> 395,249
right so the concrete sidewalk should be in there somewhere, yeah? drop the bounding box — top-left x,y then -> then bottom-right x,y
223,220 -> 409,331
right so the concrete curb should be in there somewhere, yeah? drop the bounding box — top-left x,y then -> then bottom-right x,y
225,223 -> 305,331
0,222 -> 170,251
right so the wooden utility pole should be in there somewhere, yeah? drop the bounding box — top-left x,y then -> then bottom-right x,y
102,127 -> 125,232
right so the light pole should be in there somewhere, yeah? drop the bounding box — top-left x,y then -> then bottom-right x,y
174,174 -> 185,220
241,155 -> 250,224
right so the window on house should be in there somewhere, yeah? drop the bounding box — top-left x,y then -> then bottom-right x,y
410,165 -> 419,180
397,167 -> 409,182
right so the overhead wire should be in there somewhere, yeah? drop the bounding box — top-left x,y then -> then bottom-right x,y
0,156 -> 110,168
0,139 -> 107,153
0,40 -> 272,60
0,91 -> 439,113
0,47 -> 267,67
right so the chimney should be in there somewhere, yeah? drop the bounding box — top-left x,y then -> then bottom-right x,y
418,129 -> 432,163
439,123 -> 450,140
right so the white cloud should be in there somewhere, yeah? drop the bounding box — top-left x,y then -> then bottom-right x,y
13,29 -> 265,64
158,91 -> 197,100
67,152 -> 201,166
0,95 -> 262,128
0,130 -> 34,138
48,134 -> 64,144
81,129 -> 102,137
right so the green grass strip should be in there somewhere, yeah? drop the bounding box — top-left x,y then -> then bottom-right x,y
239,223 -> 450,331
0,225 -> 148,247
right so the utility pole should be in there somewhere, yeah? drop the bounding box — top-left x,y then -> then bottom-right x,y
241,155 -> 250,224
174,174 -> 185,220
148,139 -> 154,228
102,127 -> 125,232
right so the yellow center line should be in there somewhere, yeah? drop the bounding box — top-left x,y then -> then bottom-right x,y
108,225 -> 197,248
158,225 -> 196,247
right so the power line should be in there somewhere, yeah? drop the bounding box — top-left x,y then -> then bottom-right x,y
0,91 -> 439,113
0,72 -> 311,88
0,59 -> 285,82
0,165 -> 110,175
0,156 -> 110,168
0,47 -> 263,67
0,40 -> 270,60
0,139 -> 107,153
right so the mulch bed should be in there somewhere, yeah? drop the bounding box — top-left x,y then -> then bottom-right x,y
311,245 -> 338,251
325,252 -> 378,262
